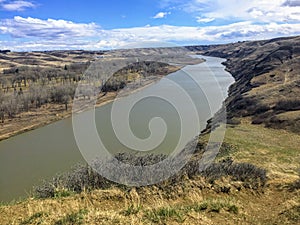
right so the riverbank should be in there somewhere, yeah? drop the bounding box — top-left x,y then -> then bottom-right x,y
0,48 -> 206,143
0,67 -> 179,142
1,119 -> 299,225
187,35 -> 300,134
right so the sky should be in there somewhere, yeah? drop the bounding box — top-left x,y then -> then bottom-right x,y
0,0 -> 300,51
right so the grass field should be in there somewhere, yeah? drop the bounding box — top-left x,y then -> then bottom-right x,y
1,120 -> 299,225
223,118 -> 300,183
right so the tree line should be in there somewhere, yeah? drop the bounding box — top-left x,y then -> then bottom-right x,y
0,61 -> 171,123
0,63 -> 90,123
102,61 -> 170,92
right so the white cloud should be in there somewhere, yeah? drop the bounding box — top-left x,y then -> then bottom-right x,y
112,22 -> 300,44
153,12 -> 170,19
161,0 -> 300,23
0,16 -> 300,51
196,16 -> 215,23
0,16 -> 100,38
0,1 -> 299,51
1,0 -> 35,11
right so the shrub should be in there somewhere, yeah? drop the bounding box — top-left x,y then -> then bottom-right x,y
252,117 -> 266,125
34,163 -> 115,198
274,100 -> 300,111
289,179 -> 300,191
202,158 -> 267,188
34,182 -> 55,199
253,105 -> 271,114
35,153 -> 267,199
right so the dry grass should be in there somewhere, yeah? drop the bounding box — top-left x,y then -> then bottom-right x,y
222,118 -> 300,184
0,51 -> 104,72
1,182 -> 299,224
1,122 -> 300,224
1,44 -> 300,224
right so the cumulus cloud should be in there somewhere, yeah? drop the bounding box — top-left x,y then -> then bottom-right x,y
162,0 -> 300,23
0,16 -> 300,51
112,22 -> 300,44
0,16 -> 100,38
0,1 -> 299,51
153,12 -> 170,19
0,0 -> 35,11
282,0 -> 300,7
196,16 -> 215,23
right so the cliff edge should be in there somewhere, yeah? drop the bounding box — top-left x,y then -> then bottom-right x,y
188,36 -> 300,133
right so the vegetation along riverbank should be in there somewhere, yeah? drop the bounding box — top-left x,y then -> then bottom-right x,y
0,48 -> 202,142
1,36 -> 300,224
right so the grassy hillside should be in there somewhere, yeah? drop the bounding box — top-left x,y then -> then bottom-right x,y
188,35 -> 300,133
0,50 -> 106,72
0,120 -> 299,225
1,38 -> 300,224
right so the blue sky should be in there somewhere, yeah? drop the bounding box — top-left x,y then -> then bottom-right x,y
0,0 -> 300,51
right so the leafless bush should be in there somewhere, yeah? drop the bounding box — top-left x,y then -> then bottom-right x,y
202,158 -> 267,188
289,170 -> 300,191
274,99 -> 300,111
34,153 -> 267,198
34,163 -> 116,198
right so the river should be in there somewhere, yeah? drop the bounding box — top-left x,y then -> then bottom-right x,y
0,56 -> 235,202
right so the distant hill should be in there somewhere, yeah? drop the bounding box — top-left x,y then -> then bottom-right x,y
0,50 -> 106,72
187,35 -> 300,133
